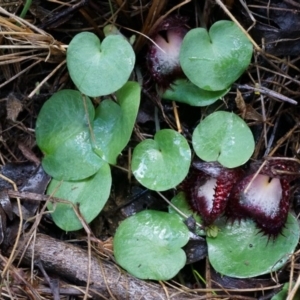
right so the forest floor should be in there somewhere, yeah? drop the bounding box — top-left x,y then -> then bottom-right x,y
1,0 -> 300,299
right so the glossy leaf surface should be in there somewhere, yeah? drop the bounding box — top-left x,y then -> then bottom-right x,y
180,21 -> 252,91
67,32 -> 135,96
192,111 -> 254,168
47,163 -> 111,231
114,210 -> 190,280
132,129 -> 191,191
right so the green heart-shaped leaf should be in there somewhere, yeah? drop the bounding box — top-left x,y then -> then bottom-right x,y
113,210 -> 190,280
180,20 -> 253,91
207,214 -> 299,278
162,79 -> 229,106
67,32 -> 135,97
35,90 -> 104,180
47,162 -> 111,231
192,111 -> 254,168
131,129 -> 191,191
92,81 -> 141,164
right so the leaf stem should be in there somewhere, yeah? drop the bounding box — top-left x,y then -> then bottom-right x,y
19,0 -> 32,19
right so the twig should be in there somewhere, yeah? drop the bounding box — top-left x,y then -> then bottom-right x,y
28,59 -> 66,98
0,175 -> 23,278
287,272 -> 300,300
172,101 -> 182,133
156,192 -> 204,230
234,84 -> 298,105
10,234 -> 197,300
0,60 -> 41,89
36,259 -> 61,300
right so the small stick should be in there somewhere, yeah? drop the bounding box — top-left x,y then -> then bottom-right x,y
7,190 -> 70,203
36,259 -> 61,300
157,192 -> 204,230
235,84 -> 298,105
172,101 -> 182,133
28,59 -> 66,98
39,0 -> 89,29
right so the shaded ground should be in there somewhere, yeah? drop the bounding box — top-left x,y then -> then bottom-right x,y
1,0 -> 300,299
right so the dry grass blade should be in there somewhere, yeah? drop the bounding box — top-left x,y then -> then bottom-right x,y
0,6 -> 66,88
0,7 -> 66,58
